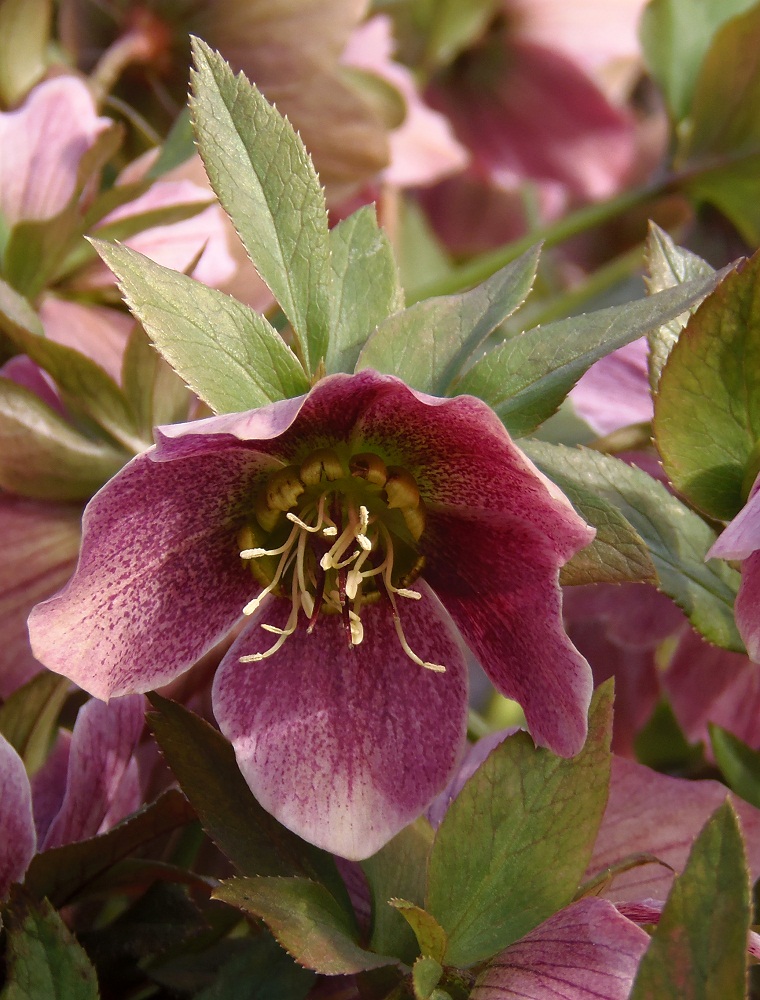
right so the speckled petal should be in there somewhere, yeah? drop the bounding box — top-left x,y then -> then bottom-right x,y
589,757 -> 760,902
28,446 -> 277,698
0,495 -> 81,699
423,510 -> 592,757
40,694 -> 145,850
0,733 -> 36,899
212,583 -> 468,860
471,899 -> 649,1000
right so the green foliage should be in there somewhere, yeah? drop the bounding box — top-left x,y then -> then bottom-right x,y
629,803 -> 750,1000
710,725 -> 760,809
390,900 -> 448,964
193,935 -> 315,1000
0,0 -> 51,106
424,685 -> 612,968
1,894 -> 99,1000
357,246 -> 540,394
190,38 -> 332,374
120,324 -> 192,437
0,672 -> 69,773
413,956 -> 444,999
457,272 -> 723,437
327,205 -> 404,374
655,252 -> 760,520
525,442 -> 744,650
93,241 -> 310,414
213,877 -> 396,975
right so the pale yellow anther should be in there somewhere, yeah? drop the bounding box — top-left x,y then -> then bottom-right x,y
266,466 -> 305,512
385,467 -> 421,511
349,610 -> 364,646
322,525 -> 338,537
357,534 -> 372,552
349,452 -> 387,486
395,588 -> 422,600
300,448 -> 344,486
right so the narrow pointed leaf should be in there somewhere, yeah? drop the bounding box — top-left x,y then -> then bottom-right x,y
94,241 -> 309,413
654,252 -> 760,520
213,876 -> 396,975
326,206 -> 403,374
710,725 -> 760,809
358,246 -> 541,394
2,894 -> 99,1000
629,802 -> 750,1000
426,685 -> 612,968
525,442 -> 743,650
189,38 -> 331,373
413,956 -> 444,999
0,672 -> 70,773
390,900 -> 448,964
458,272 -> 725,437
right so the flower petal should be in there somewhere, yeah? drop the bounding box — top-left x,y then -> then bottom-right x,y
707,475 -> 760,560
28,447 -> 275,698
423,510 -> 592,757
734,552 -> 760,663
0,75 -> 110,226
39,297 -> 133,384
212,583 -> 468,860
40,694 -> 145,850
470,898 -> 649,1000
0,733 -> 36,899
0,495 -> 81,699
570,339 -> 653,436
589,757 -> 760,902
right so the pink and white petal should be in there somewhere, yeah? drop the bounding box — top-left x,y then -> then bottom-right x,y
664,628 -> 760,749
734,552 -> 760,661
0,495 -> 81,699
428,728 -> 518,828
27,446 -> 275,699
41,694 -> 145,850
588,757 -> 760,902
39,297 -> 133,384
471,898 -> 649,1000
0,75 -> 110,226
570,339 -> 653,435
0,733 -> 36,898
353,377 -> 594,561
30,731 -> 71,846
708,475 -> 760,560
212,583 -> 468,860
423,510 -> 593,757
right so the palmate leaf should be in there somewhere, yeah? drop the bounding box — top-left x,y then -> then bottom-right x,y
189,38 -> 332,375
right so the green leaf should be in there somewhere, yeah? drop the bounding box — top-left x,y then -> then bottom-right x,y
420,0 -> 501,68
0,0 -> 51,106
92,198 -> 212,245
358,246 -> 540,395
710,724 -> 760,809
413,956 -> 444,1000
213,877 -> 396,975
524,442 -> 744,650
635,699 -> 706,773
147,107 -> 197,179
644,223 -> 715,392
0,672 -> 69,774
0,378 -> 126,500
120,324 -> 192,437
458,272 -> 724,437
629,802 -> 750,1000
23,790 -> 194,907
147,695 -> 346,897
685,155 -> 760,246
425,684 -> 612,968
326,206 -> 404,374
189,38 -> 332,374
193,935 -> 315,1000
638,0 -> 758,121
2,893 -> 99,1000
361,818 -> 434,965
94,241 -> 309,413
389,900 -> 448,964
654,253 -> 760,520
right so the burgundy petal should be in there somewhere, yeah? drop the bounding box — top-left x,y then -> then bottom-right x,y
589,757 -> 760,901
0,495 -> 81,699
212,583 -> 468,860
423,510 -> 592,757
470,898 -> 649,1000
28,447 -> 276,698
734,551 -> 760,662
0,734 -> 36,898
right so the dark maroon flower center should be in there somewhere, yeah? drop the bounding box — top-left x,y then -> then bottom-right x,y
236,447 -> 444,671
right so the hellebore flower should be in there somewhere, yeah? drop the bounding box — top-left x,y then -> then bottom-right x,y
29,371 -> 594,858
0,694 -> 145,900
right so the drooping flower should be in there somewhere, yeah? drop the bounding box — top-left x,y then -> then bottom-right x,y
29,370 -> 594,858
0,694 -> 145,900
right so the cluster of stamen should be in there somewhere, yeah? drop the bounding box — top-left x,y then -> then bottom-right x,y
237,448 -> 445,672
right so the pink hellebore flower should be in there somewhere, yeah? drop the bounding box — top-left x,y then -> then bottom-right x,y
570,338 -> 653,436
0,695 -> 145,900
708,473 -> 760,662
29,371 -> 594,859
